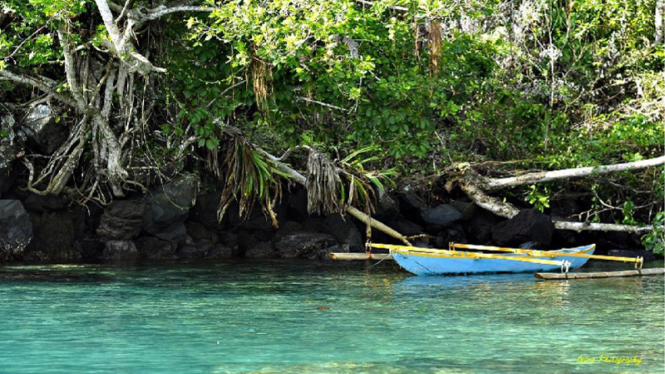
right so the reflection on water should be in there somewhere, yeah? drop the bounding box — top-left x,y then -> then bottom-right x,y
0,259 -> 663,374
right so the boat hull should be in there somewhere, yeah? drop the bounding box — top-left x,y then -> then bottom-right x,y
391,245 -> 595,276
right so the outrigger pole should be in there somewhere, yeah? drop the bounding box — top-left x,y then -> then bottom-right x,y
449,243 -> 643,268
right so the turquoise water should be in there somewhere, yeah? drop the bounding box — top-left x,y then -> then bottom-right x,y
0,260 -> 663,374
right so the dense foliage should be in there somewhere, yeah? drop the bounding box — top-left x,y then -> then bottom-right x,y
1,0 -> 663,248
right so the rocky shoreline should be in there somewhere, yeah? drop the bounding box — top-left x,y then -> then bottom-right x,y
0,174 -> 657,264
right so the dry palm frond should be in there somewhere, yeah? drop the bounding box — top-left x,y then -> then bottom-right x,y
216,131 -> 291,228
305,146 -> 396,216
251,56 -> 272,111
306,151 -> 341,215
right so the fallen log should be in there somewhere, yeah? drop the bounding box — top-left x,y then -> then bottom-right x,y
444,158 -> 663,233
535,268 -> 665,280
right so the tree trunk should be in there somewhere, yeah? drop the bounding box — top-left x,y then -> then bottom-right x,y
445,156 -> 664,233
656,0 -> 664,45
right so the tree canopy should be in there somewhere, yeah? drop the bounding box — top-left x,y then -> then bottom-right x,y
1,0 -> 663,249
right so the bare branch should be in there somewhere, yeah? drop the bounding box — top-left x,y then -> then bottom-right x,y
0,70 -> 77,107
296,96 -> 349,112
484,156 -> 665,191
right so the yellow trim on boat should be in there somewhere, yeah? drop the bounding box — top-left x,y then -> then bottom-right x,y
450,243 -> 641,264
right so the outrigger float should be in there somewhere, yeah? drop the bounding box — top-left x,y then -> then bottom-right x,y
330,242 -> 646,277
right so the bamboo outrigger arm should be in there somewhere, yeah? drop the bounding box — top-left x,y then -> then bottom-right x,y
449,243 -> 644,268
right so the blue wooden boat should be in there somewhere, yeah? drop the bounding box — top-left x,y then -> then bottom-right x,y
369,243 -> 597,276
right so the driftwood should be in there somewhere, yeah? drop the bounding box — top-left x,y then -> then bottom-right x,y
444,157 -> 665,234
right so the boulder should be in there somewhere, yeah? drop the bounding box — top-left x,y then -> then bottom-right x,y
451,200 -> 477,222
420,204 -> 462,231
143,174 -> 199,242
218,231 -> 239,253
97,200 -> 149,240
103,240 -> 140,261
322,214 -> 363,252
73,237 -> 105,260
374,192 -> 400,220
303,245 -> 343,260
0,199 -> 32,261
492,209 -> 554,246
24,211 -> 79,262
287,187 -> 309,222
434,223 -> 466,248
274,232 -> 337,258
178,243 -> 209,259
397,192 -> 428,223
185,222 -> 218,243
135,236 -> 176,260
207,243 -> 237,259
23,193 -> 69,213
244,242 -> 275,258
385,216 -> 425,237
22,104 -> 68,155
467,211 -> 498,244
190,191 -> 225,230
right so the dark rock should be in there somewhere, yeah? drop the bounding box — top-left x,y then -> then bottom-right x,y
421,204 -> 462,231
287,187 -> 309,222
301,217 -> 326,233
97,200 -> 149,240
103,240 -> 139,261
207,243 -> 236,259
303,245 -> 343,260
608,249 -> 657,262
0,165 -> 17,199
22,104 -> 68,155
218,231 -> 239,253
72,203 -> 103,237
228,202 -> 286,232
322,214 -> 363,252
185,222 -> 218,243
135,236 -> 176,260
467,211 -> 499,244
23,193 -> 69,213
73,237 -> 104,260
274,232 -> 337,258
237,231 -> 259,256
492,209 -> 554,246
386,216 -> 425,237
0,199 -> 32,261
374,192 -> 400,220
398,192 -> 428,212
245,242 -> 275,258
178,244 -> 209,259
519,241 -> 546,249
190,191 -> 224,230
551,198 -> 580,222
434,223 -> 466,247
452,200 -> 477,222
143,174 -> 199,242
25,211 -> 78,262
